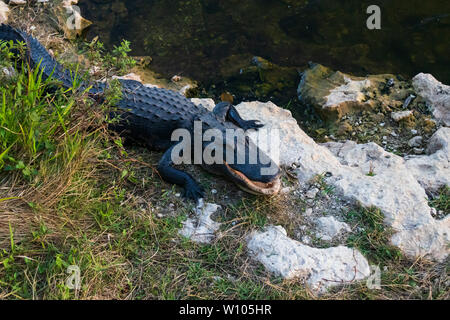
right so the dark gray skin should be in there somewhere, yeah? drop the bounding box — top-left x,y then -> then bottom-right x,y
0,24 -> 282,201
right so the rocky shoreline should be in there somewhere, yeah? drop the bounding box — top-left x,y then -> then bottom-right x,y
1,0 -> 448,294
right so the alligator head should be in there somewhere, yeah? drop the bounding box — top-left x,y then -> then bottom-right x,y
195,113 -> 281,196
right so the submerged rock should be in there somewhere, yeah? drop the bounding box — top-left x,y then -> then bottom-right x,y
412,73 -> 450,126
55,0 -> 92,40
247,226 -> 370,293
214,55 -> 299,105
297,63 -> 403,122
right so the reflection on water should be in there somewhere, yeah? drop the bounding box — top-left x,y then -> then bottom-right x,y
80,0 -> 450,88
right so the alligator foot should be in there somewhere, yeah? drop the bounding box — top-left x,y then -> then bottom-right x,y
183,180 -> 205,202
213,102 -> 264,130
157,144 -> 205,202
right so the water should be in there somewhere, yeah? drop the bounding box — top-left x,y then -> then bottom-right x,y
79,0 -> 450,102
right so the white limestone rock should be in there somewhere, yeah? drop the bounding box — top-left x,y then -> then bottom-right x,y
323,140 -> 449,261
1,66 -> 16,80
306,187 -> 320,199
408,136 -> 423,148
191,98 -> 215,111
412,73 -> 450,126
324,76 -> 372,110
405,128 -> 450,193
179,84 -> 194,96
235,101 -> 342,174
315,216 -> 351,241
247,226 -> 370,293
179,200 -> 221,244
232,101 -> 449,261
391,110 -> 413,122
9,0 -> 26,5
0,1 -> 9,24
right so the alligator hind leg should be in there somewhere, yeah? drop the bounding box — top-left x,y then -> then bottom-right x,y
157,144 -> 204,202
213,102 -> 264,130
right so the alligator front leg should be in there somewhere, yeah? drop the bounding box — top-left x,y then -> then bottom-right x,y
157,144 -> 204,202
213,102 -> 264,130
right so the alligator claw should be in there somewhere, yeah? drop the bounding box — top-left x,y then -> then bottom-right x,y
241,120 -> 264,130
183,182 -> 205,202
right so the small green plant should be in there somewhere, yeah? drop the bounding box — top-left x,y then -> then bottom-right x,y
366,162 -> 376,177
0,40 -> 26,66
0,42 -> 79,172
229,199 -> 268,228
111,40 -> 136,73
83,38 -> 136,76
311,173 -> 335,195
429,186 -> 449,218
104,78 -> 123,106
346,207 -> 401,263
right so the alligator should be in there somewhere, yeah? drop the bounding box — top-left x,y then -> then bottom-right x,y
0,24 -> 281,201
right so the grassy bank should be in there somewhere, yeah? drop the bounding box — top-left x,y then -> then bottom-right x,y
0,17 -> 448,300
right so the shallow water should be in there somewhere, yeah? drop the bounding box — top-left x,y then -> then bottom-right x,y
80,0 -> 450,92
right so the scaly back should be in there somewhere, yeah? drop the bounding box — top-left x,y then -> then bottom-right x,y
0,24 -> 74,89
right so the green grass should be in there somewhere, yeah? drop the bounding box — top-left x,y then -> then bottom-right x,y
345,207 -> 402,264
429,186 -> 449,218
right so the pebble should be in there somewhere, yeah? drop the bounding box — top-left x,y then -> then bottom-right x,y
306,188 -> 319,199
408,136 -> 423,148
1,66 -> 16,79
9,0 -> 27,5
171,75 -> 182,82
302,236 -> 311,244
281,187 -> 293,194
301,235 -> 312,245
430,207 -> 437,217
391,110 -> 413,122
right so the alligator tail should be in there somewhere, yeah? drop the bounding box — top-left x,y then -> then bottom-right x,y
0,24 -> 75,89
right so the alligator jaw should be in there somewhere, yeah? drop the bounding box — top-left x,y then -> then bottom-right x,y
224,162 -> 281,196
